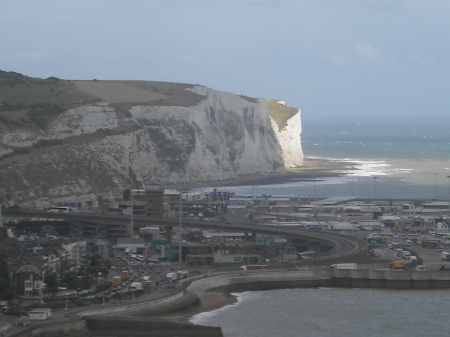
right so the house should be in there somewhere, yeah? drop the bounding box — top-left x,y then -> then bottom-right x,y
15,265 -> 44,298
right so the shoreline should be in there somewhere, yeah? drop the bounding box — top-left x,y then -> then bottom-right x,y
164,158 -> 355,191
169,291 -> 238,324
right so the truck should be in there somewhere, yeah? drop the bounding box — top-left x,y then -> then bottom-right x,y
121,270 -> 129,281
401,250 -> 411,259
166,272 -> 177,283
389,261 -> 406,269
129,282 -> 143,291
421,240 -> 438,248
239,265 -> 269,271
177,270 -> 189,279
441,252 -> 450,261
330,263 -> 358,270
329,222 -> 357,231
112,276 -> 122,286
142,276 -> 152,286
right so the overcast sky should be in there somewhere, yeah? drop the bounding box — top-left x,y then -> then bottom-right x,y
1,0 -> 449,122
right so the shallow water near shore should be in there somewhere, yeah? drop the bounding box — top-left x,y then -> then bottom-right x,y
193,155 -> 450,200
190,288 -> 450,337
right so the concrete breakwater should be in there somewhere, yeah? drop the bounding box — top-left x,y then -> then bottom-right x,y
331,269 -> 450,289
76,270 -> 327,317
8,316 -> 223,337
75,266 -> 450,318
10,268 -> 450,337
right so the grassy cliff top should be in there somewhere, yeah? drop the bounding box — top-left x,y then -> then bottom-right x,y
0,70 -> 298,132
267,99 -> 299,131
0,70 -> 205,130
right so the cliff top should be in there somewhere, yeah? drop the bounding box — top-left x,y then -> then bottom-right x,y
0,70 -> 299,132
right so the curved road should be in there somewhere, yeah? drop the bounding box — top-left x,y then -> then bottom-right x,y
4,210 -> 368,258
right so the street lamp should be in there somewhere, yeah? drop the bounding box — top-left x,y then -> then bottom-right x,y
178,192 -> 182,267
434,173 -> 437,200
129,150 -> 134,239
373,176 -> 377,201
313,179 -> 316,202
447,176 -> 450,212
351,166 -> 354,197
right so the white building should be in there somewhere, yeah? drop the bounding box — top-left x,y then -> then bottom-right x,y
62,241 -> 86,271
437,222 -> 449,235
29,308 -> 52,320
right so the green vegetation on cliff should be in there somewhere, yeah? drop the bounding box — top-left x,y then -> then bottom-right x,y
0,70 -> 96,130
0,70 -> 206,130
267,99 -> 298,130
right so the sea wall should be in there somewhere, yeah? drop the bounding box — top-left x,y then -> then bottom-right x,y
85,316 -> 223,336
331,269 -> 450,289
76,270 -> 327,317
8,317 -> 223,337
76,268 -> 450,317
8,318 -> 86,337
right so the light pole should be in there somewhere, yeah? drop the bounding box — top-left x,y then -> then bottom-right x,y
373,176 -> 377,201
447,176 -> 450,212
351,166 -> 354,197
178,192 -> 183,267
129,150 -> 134,239
434,173 -> 437,200
313,179 -> 316,202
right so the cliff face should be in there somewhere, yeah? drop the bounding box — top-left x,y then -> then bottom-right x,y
0,83 -> 302,205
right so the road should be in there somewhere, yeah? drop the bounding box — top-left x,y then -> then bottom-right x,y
4,210 -> 369,259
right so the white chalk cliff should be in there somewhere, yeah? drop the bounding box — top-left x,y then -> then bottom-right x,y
0,84 -> 303,204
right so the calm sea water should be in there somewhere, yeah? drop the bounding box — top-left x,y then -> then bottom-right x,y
198,116 -> 450,200
191,288 -> 450,337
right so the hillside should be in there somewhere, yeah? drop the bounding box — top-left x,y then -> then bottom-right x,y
0,70 -> 303,206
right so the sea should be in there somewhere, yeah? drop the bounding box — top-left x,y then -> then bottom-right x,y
197,115 -> 450,200
190,288 -> 450,337
189,115 -> 450,336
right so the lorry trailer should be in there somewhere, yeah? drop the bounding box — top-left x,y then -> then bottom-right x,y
389,261 -> 406,269
177,270 -> 189,279
166,272 -> 177,283
441,252 -> 450,261
239,265 -> 269,271
130,282 -> 143,291
330,263 -> 358,270
112,276 -> 122,286
121,270 -> 129,280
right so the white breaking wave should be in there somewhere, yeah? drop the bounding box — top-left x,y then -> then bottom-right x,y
307,156 -> 414,178
189,292 -> 259,325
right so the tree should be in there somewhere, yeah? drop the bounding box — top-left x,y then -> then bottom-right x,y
44,273 -> 58,293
